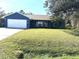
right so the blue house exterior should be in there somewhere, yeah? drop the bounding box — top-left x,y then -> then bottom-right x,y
4,12 -> 30,29
2,12 -> 65,29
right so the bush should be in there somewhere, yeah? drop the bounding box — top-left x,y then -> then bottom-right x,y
72,28 -> 79,36
0,24 -> 3,27
64,28 -> 79,36
65,24 -> 72,29
15,50 -> 24,59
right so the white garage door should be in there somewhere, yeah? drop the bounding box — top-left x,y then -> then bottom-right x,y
7,19 -> 27,28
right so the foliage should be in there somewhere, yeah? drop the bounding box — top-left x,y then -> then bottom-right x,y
44,0 -> 79,28
50,16 -> 63,21
65,24 -> 72,29
0,8 -> 5,27
19,10 -> 25,14
53,55 -> 79,59
0,24 -> 3,27
0,29 -> 79,59
45,0 -> 79,14
73,12 -> 79,18
0,8 -> 5,19
65,28 -> 79,36
50,16 -> 65,29
73,28 -> 79,36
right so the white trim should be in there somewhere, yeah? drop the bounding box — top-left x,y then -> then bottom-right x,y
2,12 -> 29,19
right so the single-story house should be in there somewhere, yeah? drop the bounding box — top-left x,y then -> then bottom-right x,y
1,12 -> 65,29
0,18 -> 4,27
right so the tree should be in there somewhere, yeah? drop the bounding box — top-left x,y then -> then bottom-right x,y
45,0 -> 79,14
0,8 -> 5,19
70,10 -> 79,28
19,10 -> 25,14
0,8 -> 5,27
44,0 -> 79,28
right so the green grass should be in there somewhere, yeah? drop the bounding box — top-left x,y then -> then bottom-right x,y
64,29 -> 79,36
0,29 -> 79,59
24,55 -> 79,59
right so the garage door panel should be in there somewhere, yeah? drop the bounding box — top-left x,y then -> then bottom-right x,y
7,19 -> 27,28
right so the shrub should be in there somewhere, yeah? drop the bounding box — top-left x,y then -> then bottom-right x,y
64,28 -> 79,36
65,24 -> 72,29
15,50 -> 24,59
72,28 -> 79,36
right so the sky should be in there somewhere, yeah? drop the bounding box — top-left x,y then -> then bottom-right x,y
0,0 -> 46,15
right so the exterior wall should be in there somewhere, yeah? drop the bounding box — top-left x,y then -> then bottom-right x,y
0,19 -> 2,26
2,19 -> 65,28
4,18 -> 7,27
51,20 -> 65,28
4,13 -> 30,29
27,19 -> 30,28
30,20 -> 65,28
30,20 -> 51,28
5,13 -> 29,19
2,12 -> 65,29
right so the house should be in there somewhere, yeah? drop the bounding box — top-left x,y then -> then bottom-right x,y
0,18 -> 4,27
1,12 -> 65,29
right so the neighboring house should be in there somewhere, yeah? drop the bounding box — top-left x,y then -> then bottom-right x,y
1,12 -> 65,29
0,18 -> 4,27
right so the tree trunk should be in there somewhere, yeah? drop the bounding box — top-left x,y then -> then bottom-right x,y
76,19 -> 79,28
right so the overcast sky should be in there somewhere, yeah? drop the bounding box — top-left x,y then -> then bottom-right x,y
0,0 -> 46,15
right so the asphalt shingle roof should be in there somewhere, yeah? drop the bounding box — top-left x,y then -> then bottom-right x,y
26,15 -> 51,20
2,12 -> 51,20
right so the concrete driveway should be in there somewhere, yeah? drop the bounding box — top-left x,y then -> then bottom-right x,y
0,28 -> 22,40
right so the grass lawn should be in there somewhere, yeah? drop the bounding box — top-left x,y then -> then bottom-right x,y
0,29 -> 79,59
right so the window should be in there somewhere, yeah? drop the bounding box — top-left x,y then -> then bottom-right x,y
44,22 -> 48,27
36,21 -> 43,27
36,21 -> 48,27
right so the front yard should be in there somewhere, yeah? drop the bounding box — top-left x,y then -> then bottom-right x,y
0,29 -> 79,59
